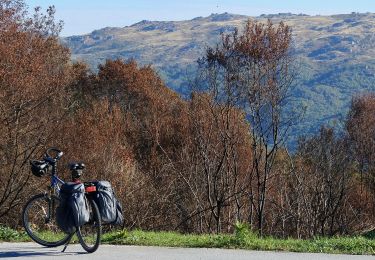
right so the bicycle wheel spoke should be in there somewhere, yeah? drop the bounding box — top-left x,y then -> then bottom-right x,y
23,194 -> 71,247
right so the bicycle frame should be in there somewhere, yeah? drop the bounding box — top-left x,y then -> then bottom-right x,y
46,158 -> 66,196
50,174 -> 65,194
44,162 -> 66,222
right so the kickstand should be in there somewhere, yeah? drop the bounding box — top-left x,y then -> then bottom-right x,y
61,235 -> 73,253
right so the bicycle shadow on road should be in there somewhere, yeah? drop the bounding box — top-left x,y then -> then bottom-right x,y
0,245 -> 86,258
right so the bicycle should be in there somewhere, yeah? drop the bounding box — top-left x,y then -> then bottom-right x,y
22,148 -> 101,253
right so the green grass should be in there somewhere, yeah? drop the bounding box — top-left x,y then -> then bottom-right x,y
1,225 -> 374,255
100,229 -> 375,255
0,226 -> 29,242
0,226 -> 81,243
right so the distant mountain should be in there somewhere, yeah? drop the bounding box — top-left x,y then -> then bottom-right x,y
62,12 -> 375,148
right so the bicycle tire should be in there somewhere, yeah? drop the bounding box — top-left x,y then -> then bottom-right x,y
22,193 -> 72,247
76,198 -> 101,253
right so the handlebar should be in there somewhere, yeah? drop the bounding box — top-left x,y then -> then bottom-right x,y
45,147 -> 63,163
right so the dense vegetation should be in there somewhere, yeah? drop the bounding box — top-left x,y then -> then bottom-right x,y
0,0 -> 374,243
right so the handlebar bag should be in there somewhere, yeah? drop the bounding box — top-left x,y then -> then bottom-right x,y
56,182 -> 90,233
94,181 -> 123,225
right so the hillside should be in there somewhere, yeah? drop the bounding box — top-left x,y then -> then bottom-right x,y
62,12 -> 375,146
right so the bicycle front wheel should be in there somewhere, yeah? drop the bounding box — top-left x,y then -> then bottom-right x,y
77,198 -> 101,253
22,193 -> 71,247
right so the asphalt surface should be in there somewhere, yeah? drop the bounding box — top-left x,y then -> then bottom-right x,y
0,242 -> 373,260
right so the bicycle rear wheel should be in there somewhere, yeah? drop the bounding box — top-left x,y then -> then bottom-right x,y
77,198 -> 101,253
22,193 -> 72,247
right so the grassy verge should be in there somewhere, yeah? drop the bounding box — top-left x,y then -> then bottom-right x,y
101,229 -> 375,255
1,225 -> 374,255
0,226 -> 29,242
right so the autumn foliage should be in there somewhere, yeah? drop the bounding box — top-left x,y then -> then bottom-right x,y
0,0 -> 374,237
0,0 -> 72,224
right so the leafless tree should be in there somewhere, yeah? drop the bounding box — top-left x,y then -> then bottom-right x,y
293,128 -> 352,236
199,19 -> 295,235
347,94 -> 375,200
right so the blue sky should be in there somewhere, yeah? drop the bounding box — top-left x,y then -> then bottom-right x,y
26,0 -> 375,36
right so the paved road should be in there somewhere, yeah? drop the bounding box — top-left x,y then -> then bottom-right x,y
0,242 -> 373,260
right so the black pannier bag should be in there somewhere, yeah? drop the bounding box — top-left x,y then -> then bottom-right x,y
94,181 -> 123,225
56,182 -> 90,234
